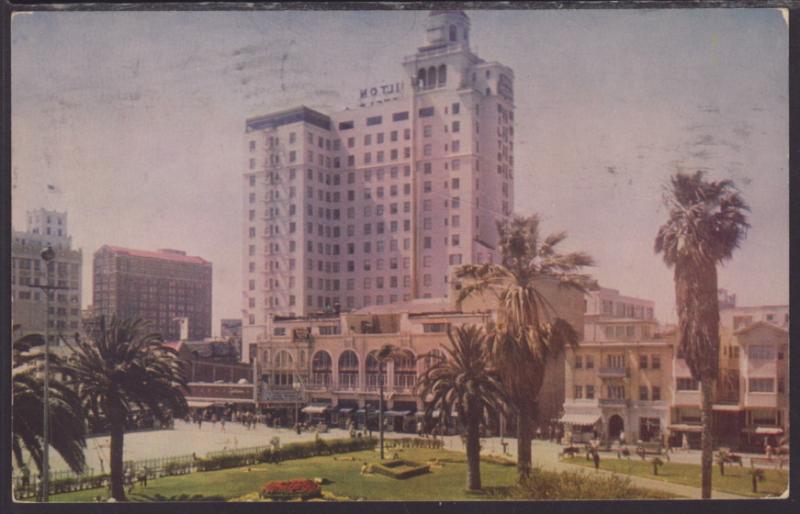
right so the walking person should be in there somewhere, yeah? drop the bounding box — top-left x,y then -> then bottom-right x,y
592,449 -> 600,470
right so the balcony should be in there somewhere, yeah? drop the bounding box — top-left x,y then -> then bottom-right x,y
599,398 -> 628,407
598,367 -> 628,378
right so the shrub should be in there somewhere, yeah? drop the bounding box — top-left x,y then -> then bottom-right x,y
261,479 -> 322,501
493,467 -> 675,500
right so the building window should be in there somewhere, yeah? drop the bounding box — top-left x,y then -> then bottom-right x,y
749,378 -> 774,393
366,115 -> 383,126
585,385 -> 595,399
748,345 -> 776,360
639,386 -> 649,401
423,323 -> 448,333
339,120 -> 354,130
585,355 -> 594,369
651,386 -> 661,401
639,355 -> 648,369
393,111 -> 409,122
419,106 -> 434,118
452,102 -> 460,114
574,385 -> 583,399
676,378 -> 699,391
651,355 -> 661,369
574,355 -> 583,369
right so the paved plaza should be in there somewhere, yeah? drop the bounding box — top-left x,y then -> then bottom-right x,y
46,420 -> 354,474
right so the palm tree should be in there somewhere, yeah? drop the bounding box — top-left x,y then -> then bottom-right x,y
415,325 -> 508,491
455,215 -> 596,480
655,171 -> 749,499
12,332 -> 87,478
62,316 -> 188,500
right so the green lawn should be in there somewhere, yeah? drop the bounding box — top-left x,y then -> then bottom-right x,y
566,454 -> 788,498
47,448 -> 675,502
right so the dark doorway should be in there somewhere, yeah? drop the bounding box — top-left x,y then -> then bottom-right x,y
608,415 -> 624,440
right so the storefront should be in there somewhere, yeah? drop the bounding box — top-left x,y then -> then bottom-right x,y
559,413 -> 601,444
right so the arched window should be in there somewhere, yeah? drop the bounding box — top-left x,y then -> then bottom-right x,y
275,350 -> 293,369
418,68 -> 427,89
423,348 -> 446,370
449,25 -> 457,42
338,350 -> 359,390
393,350 -> 417,391
311,351 -> 332,387
365,351 -> 386,390
273,350 -> 294,387
438,64 -> 447,86
427,66 -> 437,89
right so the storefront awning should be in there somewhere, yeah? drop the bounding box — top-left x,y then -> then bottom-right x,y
559,414 -> 600,426
385,410 -> 412,417
337,407 -> 354,414
668,424 -> 704,433
754,426 -> 784,435
187,400 -> 215,408
302,405 -> 329,414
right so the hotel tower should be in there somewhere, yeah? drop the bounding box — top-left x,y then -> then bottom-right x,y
242,11 -> 515,348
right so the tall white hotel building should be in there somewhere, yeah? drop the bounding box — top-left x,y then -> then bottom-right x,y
242,11 -> 514,347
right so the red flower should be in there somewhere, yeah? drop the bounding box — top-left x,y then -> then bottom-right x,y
262,479 -> 321,498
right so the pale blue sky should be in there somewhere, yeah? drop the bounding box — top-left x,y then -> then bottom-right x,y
11,8 -> 789,333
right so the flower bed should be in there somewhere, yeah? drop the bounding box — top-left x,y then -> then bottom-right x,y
261,479 -> 322,501
371,459 -> 430,479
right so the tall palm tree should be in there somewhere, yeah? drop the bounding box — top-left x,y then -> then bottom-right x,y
12,332 -> 87,477
455,215 -> 596,481
62,316 -> 188,500
655,171 -> 749,498
416,325 -> 508,491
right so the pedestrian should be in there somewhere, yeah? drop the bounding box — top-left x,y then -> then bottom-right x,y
137,468 -> 148,488
198,418 -> 202,430
592,449 -> 600,469
221,418 -> 226,432
536,427 -> 542,440
417,420 -> 424,437
20,465 -> 30,490
681,433 -> 689,451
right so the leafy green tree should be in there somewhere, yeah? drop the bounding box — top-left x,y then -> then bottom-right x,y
456,215 -> 595,480
63,317 -> 188,500
416,325 -> 508,491
12,332 -> 87,477
655,171 -> 749,498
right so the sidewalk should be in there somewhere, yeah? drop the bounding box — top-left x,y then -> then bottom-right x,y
439,436 -> 751,499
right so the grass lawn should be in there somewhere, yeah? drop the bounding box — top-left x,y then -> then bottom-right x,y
50,448 -> 516,502
566,455 -> 788,498
47,447 -> 675,502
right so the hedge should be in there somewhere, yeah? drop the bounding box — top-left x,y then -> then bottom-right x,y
196,437 -> 377,472
384,437 -> 444,450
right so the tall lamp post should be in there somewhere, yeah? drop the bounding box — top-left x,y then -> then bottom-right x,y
37,244 -> 66,502
378,361 -> 385,459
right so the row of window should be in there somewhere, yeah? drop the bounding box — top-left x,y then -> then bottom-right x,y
573,385 -> 663,401
574,353 -> 662,370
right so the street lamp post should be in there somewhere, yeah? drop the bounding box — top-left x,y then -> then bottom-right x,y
293,380 -> 302,433
37,244 -> 65,502
378,362 -> 385,460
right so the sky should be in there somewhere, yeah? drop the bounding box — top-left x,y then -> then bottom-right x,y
11,8 -> 789,334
